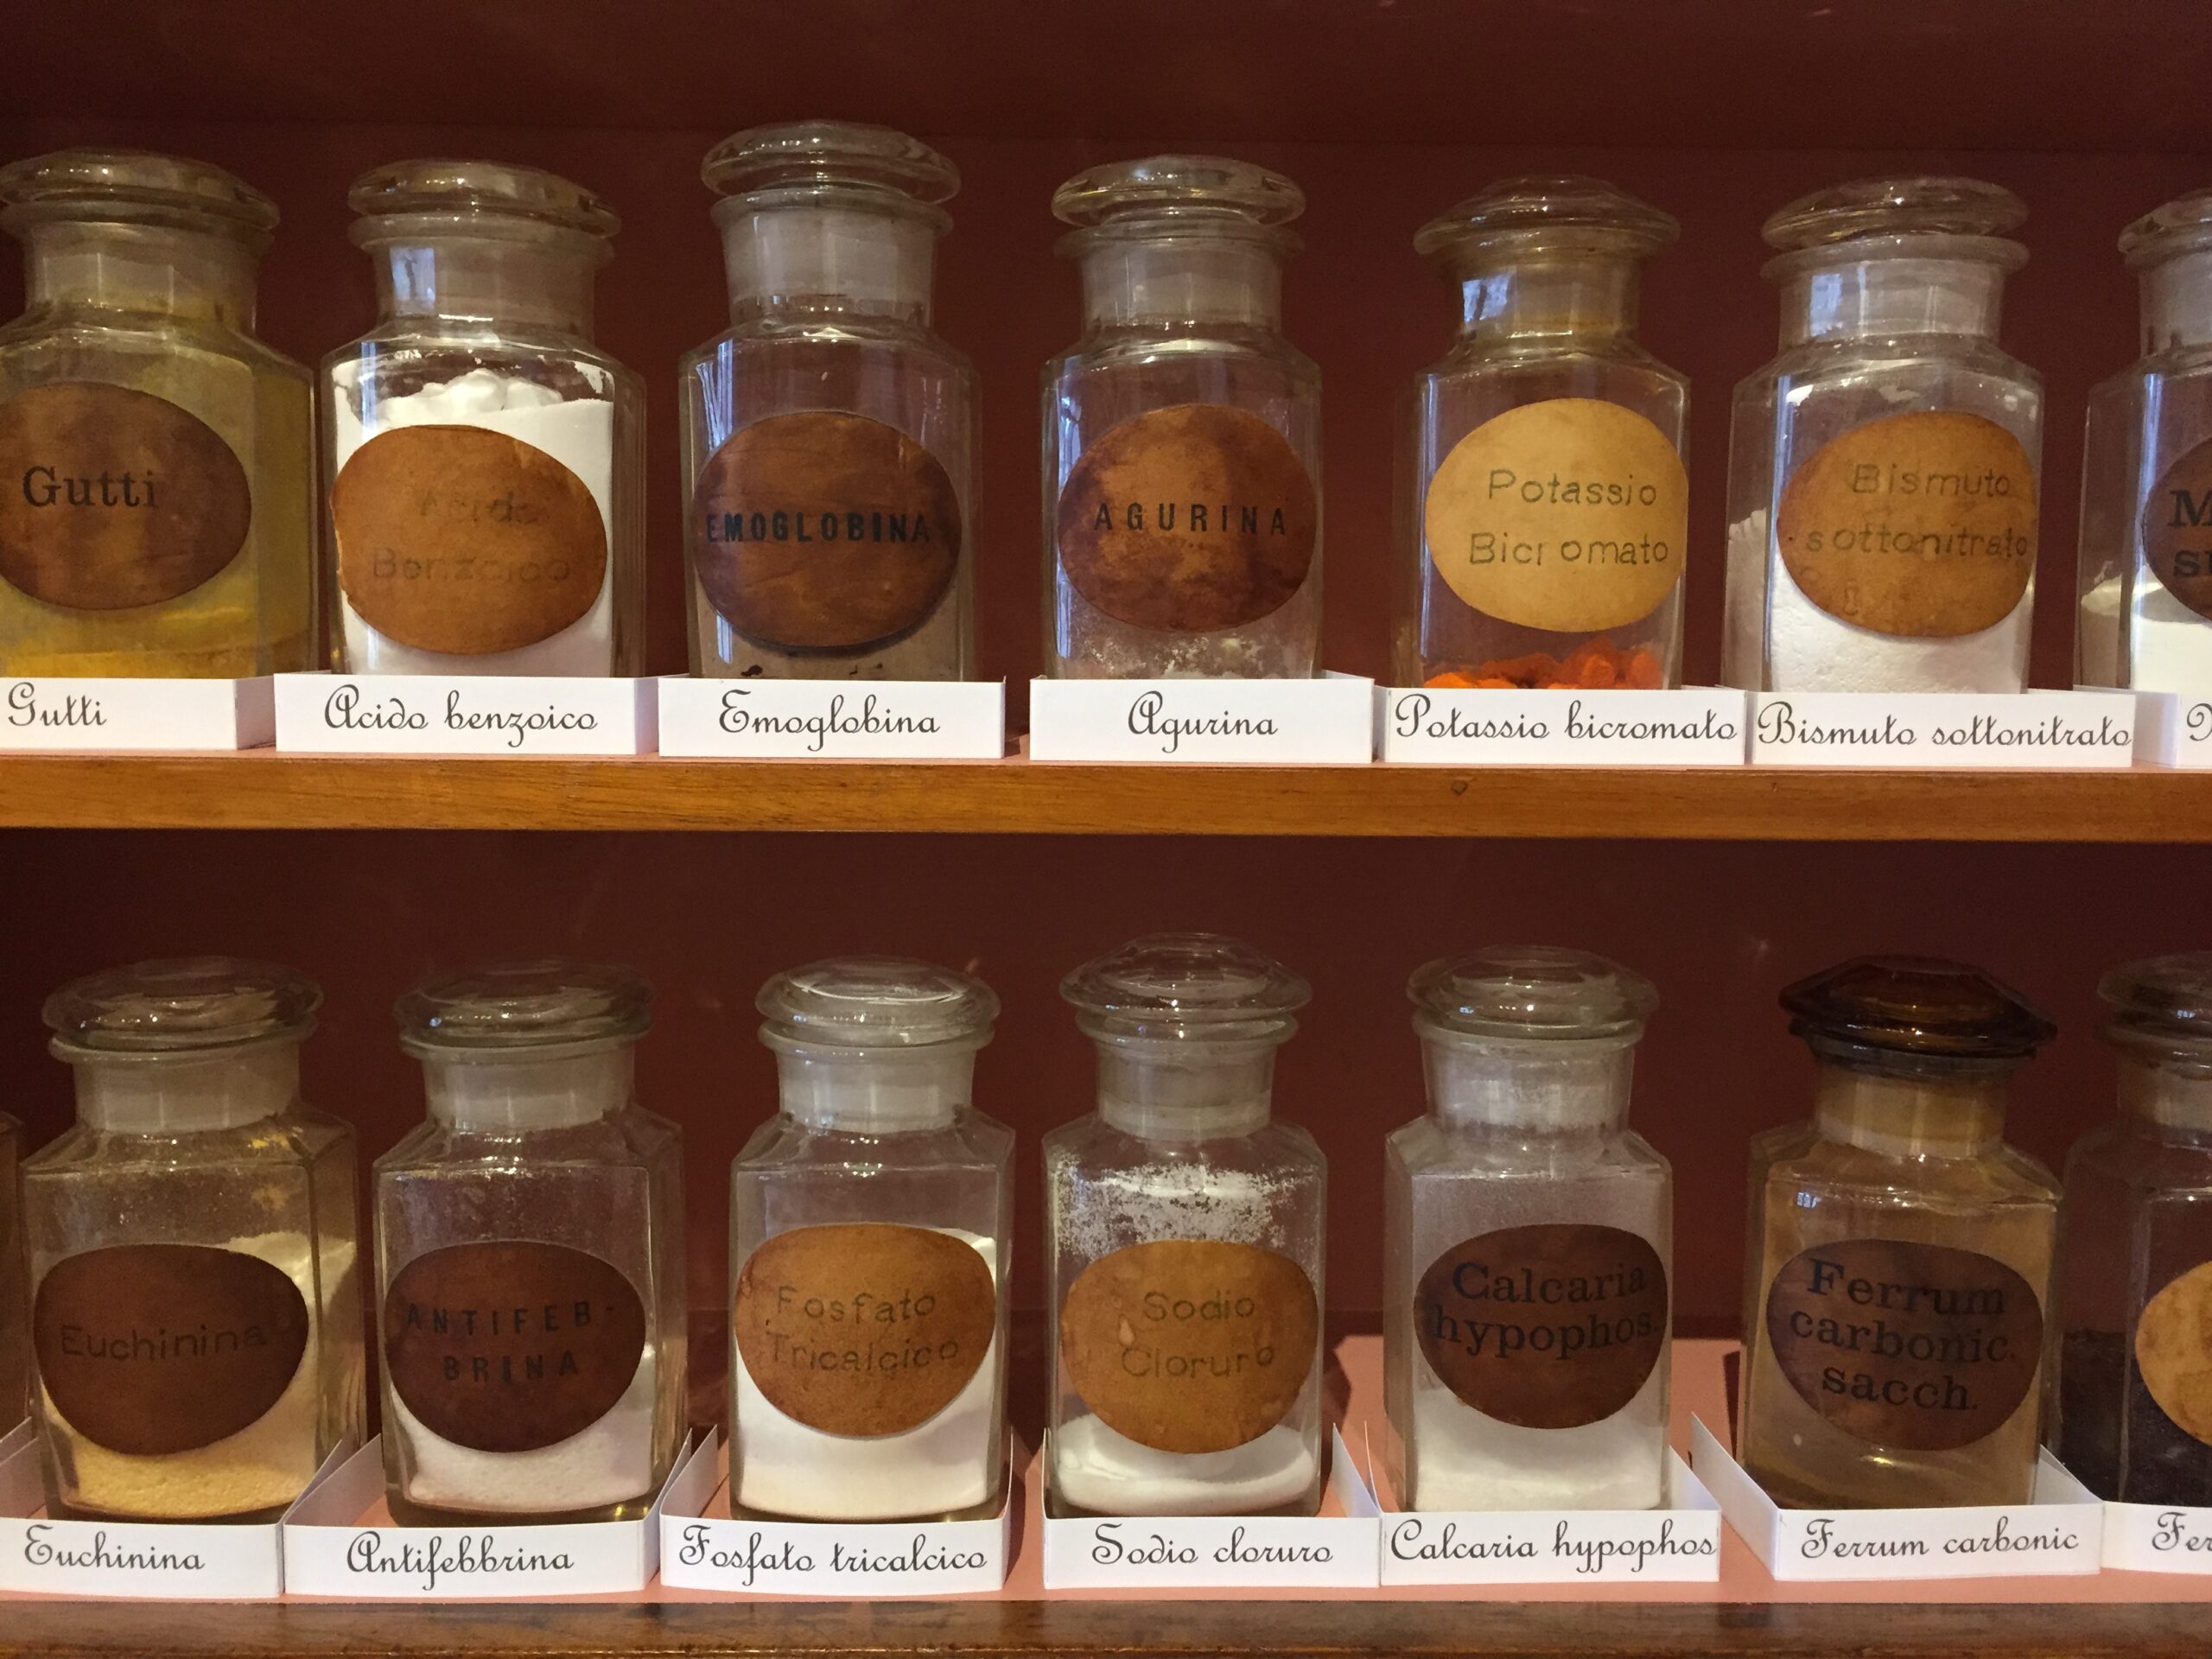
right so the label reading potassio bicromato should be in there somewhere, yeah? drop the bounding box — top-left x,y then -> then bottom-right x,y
0,381 -> 251,610
2139,434 -> 2212,624
1057,404 -> 1318,633
1414,1224 -> 1668,1429
1058,1239 -> 1319,1455
1776,410 -> 2037,637
1423,399 -> 1688,633
2133,1260 -> 2212,1447
1763,1238 -> 2043,1451
733,1223 -> 995,1437
384,1241 -> 648,1453
34,1243 -> 310,1456
334,423 -> 609,655
690,410 -> 962,652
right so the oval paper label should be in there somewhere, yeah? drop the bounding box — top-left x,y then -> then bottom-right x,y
1764,1238 -> 2043,1451
1414,1224 -> 1668,1429
333,423 -> 608,654
690,410 -> 961,652
1776,410 -> 2037,637
0,381 -> 251,610
383,1241 -> 647,1453
1058,1238 -> 1319,1454
34,1243 -> 309,1455
1423,399 -> 1687,632
1056,404 -> 1318,633
2139,435 -> 2212,623
733,1223 -> 995,1437
2134,1260 -> 2212,1446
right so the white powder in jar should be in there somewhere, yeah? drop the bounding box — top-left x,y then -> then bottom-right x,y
1406,1370 -> 1662,1511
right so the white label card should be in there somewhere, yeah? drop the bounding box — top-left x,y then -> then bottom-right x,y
2133,690 -> 2212,769
1028,674 -> 1374,764
274,673 -> 656,756
658,677 -> 1005,760
0,676 -> 271,752
1377,686 -> 1746,766
1749,690 -> 2137,770
2103,1501 -> 2212,1572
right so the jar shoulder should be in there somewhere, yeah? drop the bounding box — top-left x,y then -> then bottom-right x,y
1047,328 -> 1319,387
326,325 -> 642,393
0,309 -> 308,383
734,1108 -> 1008,1175
23,1106 -> 351,1178
1745,334 -> 2041,395
1046,1114 -> 1322,1179
2067,1116 -> 2212,1192
1389,1116 -> 1669,1179
375,1104 -> 679,1176
685,315 -> 973,378
1421,336 -> 1686,391
1755,1124 -> 2059,1208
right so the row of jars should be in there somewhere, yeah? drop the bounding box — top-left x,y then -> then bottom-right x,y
4,134 -> 2211,696
2,942 -> 2209,1528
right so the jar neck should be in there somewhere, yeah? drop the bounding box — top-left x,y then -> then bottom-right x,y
367,232 -> 599,334
2140,249 -> 2212,352
1780,255 -> 2006,345
421,1044 -> 631,1133
21,219 -> 258,329
1812,1057 -> 2010,1157
70,1042 -> 300,1134
719,202 -> 937,326
1079,236 -> 1282,330
1456,255 -> 1639,343
1421,1029 -> 1634,1135
2118,1047 -> 2212,1136
1094,1039 -> 1276,1141
775,1043 -> 973,1133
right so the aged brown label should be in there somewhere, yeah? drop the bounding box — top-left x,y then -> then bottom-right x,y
1058,1239 -> 1319,1455
733,1224 -> 995,1437
1423,400 -> 1687,633
34,1243 -> 309,1455
2139,435 -> 2212,623
1414,1224 -> 1668,1429
333,424 -> 607,654
1776,410 -> 2037,637
1764,1239 -> 2043,1451
2134,1260 -> 2212,1446
384,1241 -> 647,1453
0,382 -> 251,610
1056,404 -> 1318,633
690,410 -> 961,651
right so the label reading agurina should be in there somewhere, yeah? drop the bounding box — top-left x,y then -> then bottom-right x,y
1056,404 -> 1318,634
1422,399 -> 1688,633
733,1223 -> 995,1437
1058,1239 -> 1319,1454
1414,1224 -> 1669,1429
1776,410 -> 2037,637
2133,1260 -> 2212,1447
1764,1239 -> 2043,1451
2140,434 -> 2212,624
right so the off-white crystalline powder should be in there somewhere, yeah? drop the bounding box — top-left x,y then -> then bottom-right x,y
1408,1368 -> 1663,1511
390,1349 -> 659,1514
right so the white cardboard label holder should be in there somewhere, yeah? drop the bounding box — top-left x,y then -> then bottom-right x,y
0,676 -> 272,752
658,676 -> 1006,760
273,672 -> 657,756
1028,673 -> 1375,765
1747,689 -> 2139,770
1375,684 -> 1748,767
2133,690 -> 2212,769
2102,1500 -> 2212,1572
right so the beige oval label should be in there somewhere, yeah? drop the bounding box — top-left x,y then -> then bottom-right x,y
2134,1260 -> 2212,1446
734,1223 -> 995,1437
34,1243 -> 309,1456
1776,410 -> 2037,637
0,382 -> 251,610
1764,1239 -> 2043,1452
333,423 -> 608,654
690,410 -> 961,652
1424,399 -> 1687,632
2139,435 -> 2212,623
384,1241 -> 647,1454
1415,1224 -> 1668,1429
1059,1239 -> 1319,1455
1057,404 -> 1318,633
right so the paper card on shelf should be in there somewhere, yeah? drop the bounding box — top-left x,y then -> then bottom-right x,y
273,672 -> 656,755
657,676 -> 1006,760
1375,685 -> 1747,767
1747,689 -> 2138,769
1028,673 -> 1374,764
658,1432 -> 1014,1597
2133,690 -> 2212,769
281,1431 -> 709,1599
0,675 -> 272,752
1690,1416 -> 2102,1580
2101,1502 -> 2212,1572
1039,1427 -> 1381,1590
0,1428 -> 352,1599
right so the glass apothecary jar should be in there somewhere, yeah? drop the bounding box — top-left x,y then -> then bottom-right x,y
372,963 -> 685,1525
0,1113 -> 23,1427
1044,157 -> 1321,679
21,958 -> 361,1522
1724,178 -> 2041,695
324,161 -> 644,677
1738,957 -> 2058,1510
0,149 -> 312,677
682,124 -> 975,682
1384,948 -> 1670,1511
2056,953 -> 2212,1503
2078,192 -> 2212,696
1046,935 -> 1325,1517
1399,180 -> 1687,692
728,957 -> 1010,1521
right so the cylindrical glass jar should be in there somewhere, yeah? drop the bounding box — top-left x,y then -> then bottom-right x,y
20,958 -> 361,1522
2056,953 -> 2212,1503
728,957 -> 1010,1521
1384,948 -> 1671,1511
1724,179 -> 2041,695
681,123 -> 975,682
0,149 -> 313,677
372,963 -> 685,1525
1045,935 -> 1326,1517
2078,192 -> 2212,695
323,161 -> 644,677
1399,179 -> 1688,692
1044,157 -> 1322,679
0,1112 -> 23,1428
1738,957 -> 2058,1509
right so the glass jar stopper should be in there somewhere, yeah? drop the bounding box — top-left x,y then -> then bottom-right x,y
756,956 -> 998,1052
702,121 -> 957,209
1410,945 -> 1656,1043
1762,175 -> 2025,252
1062,933 -> 1310,1045
1053,155 -> 1303,230
1414,175 -> 1676,266
1781,955 -> 2053,1061
2100,952 -> 2212,1053
346,159 -> 619,239
2120,188 -> 2212,269
397,961 -> 652,1058
0,147 -> 277,237
45,957 -> 321,1057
